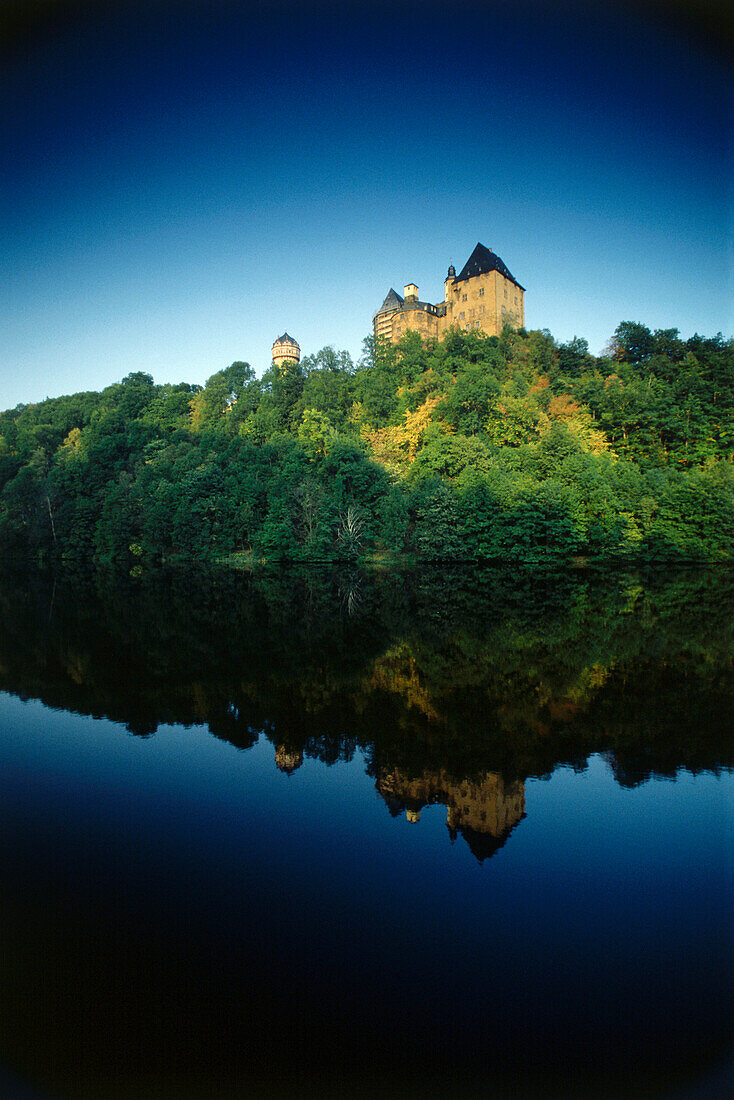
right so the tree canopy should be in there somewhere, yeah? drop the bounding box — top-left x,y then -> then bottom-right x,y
1,323 -> 732,564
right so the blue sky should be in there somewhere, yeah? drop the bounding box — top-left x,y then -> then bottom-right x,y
1,0 -> 731,409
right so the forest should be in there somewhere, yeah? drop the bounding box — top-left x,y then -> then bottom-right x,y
1,321 -> 732,564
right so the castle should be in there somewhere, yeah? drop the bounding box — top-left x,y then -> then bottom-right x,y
272,243 -> 524,364
373,242 -> 525,344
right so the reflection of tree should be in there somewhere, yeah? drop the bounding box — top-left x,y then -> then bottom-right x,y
0,562 -> 731,790
377,767 -> 526,862
337,567 -> 364,618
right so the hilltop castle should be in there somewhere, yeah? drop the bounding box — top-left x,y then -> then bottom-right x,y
373,242 -> 525,344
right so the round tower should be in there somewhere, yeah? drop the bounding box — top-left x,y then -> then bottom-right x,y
275,744 -> 304,774
272,332 -> 301,370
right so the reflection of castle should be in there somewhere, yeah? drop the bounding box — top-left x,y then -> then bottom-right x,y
271,742 -> 525,859
377,768 -> 525,862
275,744 -> 304,774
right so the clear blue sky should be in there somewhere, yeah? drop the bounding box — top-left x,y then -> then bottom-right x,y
1,0 -> 731,409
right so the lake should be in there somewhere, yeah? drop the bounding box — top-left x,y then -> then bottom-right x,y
0,564 -> 732,1098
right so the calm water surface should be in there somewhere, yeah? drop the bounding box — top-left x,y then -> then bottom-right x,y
0,565 -> 732,1097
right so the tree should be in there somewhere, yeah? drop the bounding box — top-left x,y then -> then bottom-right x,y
557,336 -> 592,378
439,365 -> 501,435
297,409 -> 336,460
609,322 -> 655,365
337,505 -> 365,558
190,363 -> 256,430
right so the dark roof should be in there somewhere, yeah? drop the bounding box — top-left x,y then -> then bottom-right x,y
376,287 -> 404,314
274,332 -> 299,345
454,243 -> 525,290
450,810 -> 525,863
400,300 -> 437,314
456,826 -> 512,863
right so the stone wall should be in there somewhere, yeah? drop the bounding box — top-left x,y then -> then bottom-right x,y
439,269 -> 524,339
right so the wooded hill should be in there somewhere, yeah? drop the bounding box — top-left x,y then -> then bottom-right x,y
1,322 -> 732,563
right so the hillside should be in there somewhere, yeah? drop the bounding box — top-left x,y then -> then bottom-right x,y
1,323 -> 732,564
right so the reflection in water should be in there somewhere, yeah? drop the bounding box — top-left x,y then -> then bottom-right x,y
273,730 -> 529,860
0,563 -> 732,1097
275,743 -> 305,774
377,767 -> 525,861
0,561 -> 731,792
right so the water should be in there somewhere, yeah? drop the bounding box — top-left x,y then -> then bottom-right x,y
0,565 -> 732,1097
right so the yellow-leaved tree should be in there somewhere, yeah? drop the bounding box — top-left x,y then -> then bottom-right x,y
362,397 -> 441,474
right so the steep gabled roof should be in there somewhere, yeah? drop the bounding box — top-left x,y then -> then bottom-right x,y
454,243 -> 525,290
457,825 -> 512,863
376,287 -> 404,314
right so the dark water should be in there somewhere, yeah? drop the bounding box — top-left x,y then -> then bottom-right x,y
0,564 -> 732,1098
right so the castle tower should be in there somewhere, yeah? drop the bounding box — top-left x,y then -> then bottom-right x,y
444,263 -> 456,301
373,288 -> 405,342
444,263 -> 456,322
275,744 -> 304,774
272,332 -> 301,370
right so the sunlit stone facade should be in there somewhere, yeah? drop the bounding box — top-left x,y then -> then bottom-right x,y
373,242 -> 525,344
272,332 -> 301,370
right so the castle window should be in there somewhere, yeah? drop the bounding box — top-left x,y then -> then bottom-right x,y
469,309 -> 475,317
478,287 -> 484,297
459,311 -> 465,320
462,294 -> 467,302
479,305 -> 485,314
504,286 -> 508,298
